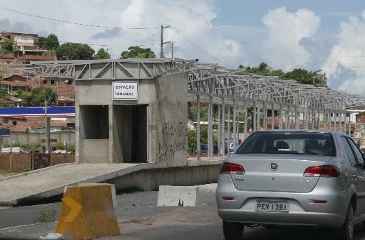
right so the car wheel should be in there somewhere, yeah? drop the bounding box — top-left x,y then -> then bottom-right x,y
223,221 -> 244,240
338,205 -> 355,240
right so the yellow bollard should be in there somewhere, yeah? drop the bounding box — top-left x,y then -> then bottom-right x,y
56,183 -> 120,240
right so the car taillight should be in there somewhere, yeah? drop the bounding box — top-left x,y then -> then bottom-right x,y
221,162 -> 245,175
304,165 -> 339,177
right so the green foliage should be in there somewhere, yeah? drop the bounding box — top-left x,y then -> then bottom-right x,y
121,46 -> 156,59
188,129 -> 197,154
2,143 -> 41,151
238,63 -> 327,86
56,42 -> 95,60
38,34 -> 59,50
0,88 -> 8,97
15,90 -> 32,105
30,87 -> 57,105
0,39 -> 15,53
15,87 -> 57,106
282,68 -> 327,86
95,48 -> 111,59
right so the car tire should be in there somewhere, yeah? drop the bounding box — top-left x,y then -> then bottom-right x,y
223,221 -> 244,240
337,205 -> 355,240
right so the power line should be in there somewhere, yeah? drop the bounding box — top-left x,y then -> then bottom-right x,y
0,6 -> 156,30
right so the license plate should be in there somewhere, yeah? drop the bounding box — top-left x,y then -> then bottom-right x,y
256,199 -> 289,213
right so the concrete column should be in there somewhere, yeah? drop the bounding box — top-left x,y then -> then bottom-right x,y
286,108 -> 291,129
196,95 -> 201,160
264,106 -> 268,130
217,104 -> 221,156
108,104 -> 113,163
253,106 -> 257,132
294,109 -> 299,129
347,113 -> 351,135
220,98 -> 225,156
227,105 -> 231,140
256,106 -> 260,130
232,101 -> 237,147
243,107 -> 248,136
279,106 -> 283,129
208,96 -> 213,159
304,110 -> 309,129
328,112 -> 332,130
344,113 -> 348,135
271,103 -> 275,130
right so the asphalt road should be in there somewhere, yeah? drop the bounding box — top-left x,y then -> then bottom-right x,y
2,184 -> 365,240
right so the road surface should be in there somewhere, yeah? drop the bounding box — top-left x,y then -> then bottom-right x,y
1,184 -> 365,240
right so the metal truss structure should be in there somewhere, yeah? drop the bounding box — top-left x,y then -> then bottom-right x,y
28,59 -> 365,160
187,64 -> 365,112
29,59 -> 190,80
29,59 -> 365,112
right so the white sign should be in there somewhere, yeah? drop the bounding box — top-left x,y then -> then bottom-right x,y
112,81 -> 138,100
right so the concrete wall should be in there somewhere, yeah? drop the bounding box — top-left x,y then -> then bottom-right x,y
153,72 -> 188,165
80,139 -> 109,163
109,163 -> 221,192
1,131 -> 75,147
0,153 -> 74,172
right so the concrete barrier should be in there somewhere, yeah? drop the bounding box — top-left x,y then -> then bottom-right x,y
110,161 -> 221,192
56,183 -> 120,240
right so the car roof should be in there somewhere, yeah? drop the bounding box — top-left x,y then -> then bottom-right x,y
253,130 -> 340,135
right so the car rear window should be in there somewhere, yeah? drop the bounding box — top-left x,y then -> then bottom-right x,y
236,132 -> 336,156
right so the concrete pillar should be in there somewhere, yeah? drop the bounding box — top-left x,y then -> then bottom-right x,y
232,100 -> 237,147
217,104 -> 221,156
220,98 -> 225,156
294,109 -> 299,129
196,95 -> 201,160
279,106 -> 283,129
108,104 -> 113,163
328,112 -> 332,130
264,106 -> 268,130
243,107 -> 248,136
208,96 -> 213,159
347,113 -> 351,135
256,106 -> 260,130
227,105 -> 231,140
304,110 -> 309,129
271,103 -> 275,130
253,106 -> 257,132
286,108 -> 291,129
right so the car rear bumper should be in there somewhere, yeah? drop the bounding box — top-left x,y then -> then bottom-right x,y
216,175 -> 349,228
218,209 -> 345,228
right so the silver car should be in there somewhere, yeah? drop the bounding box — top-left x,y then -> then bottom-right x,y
216,131 -> 365,240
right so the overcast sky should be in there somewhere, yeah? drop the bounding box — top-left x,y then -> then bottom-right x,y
0,0 -> 365,95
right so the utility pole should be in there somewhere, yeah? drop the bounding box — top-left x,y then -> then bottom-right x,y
160,25 -> 170,58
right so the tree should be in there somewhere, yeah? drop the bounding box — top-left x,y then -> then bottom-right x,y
283,68 -> 327,86
39,34 -> 60,50
0,39 -> 15,53
33,87 -> 57,106
237,63 -> 327,87
56,43 -> 95,60
14,88 -> 57,106
95,48 -> 111,59
121,46 -> 156,59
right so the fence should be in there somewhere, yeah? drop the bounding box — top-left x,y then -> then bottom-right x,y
0,153 -> 74,172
